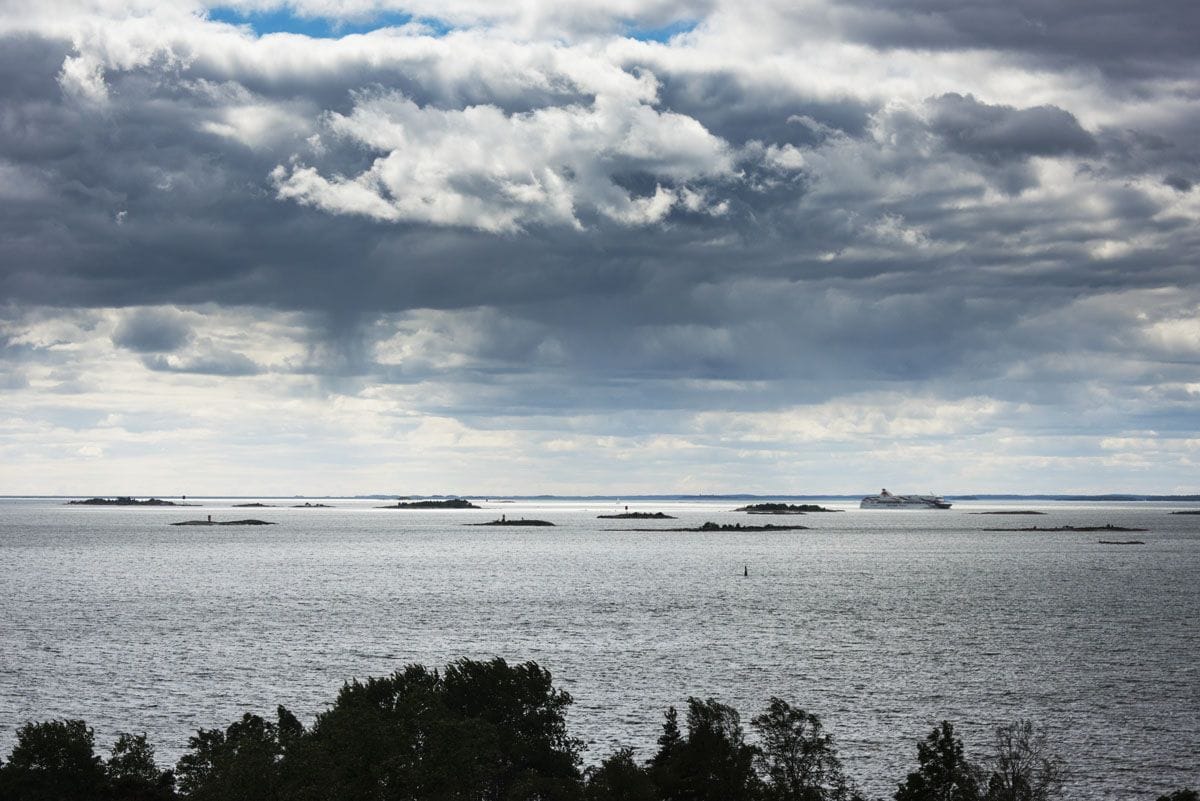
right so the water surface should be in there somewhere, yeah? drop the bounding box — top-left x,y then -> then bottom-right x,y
1,498 -> 1196,799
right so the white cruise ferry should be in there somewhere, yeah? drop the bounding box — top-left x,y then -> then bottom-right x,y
860,489 -> 952,509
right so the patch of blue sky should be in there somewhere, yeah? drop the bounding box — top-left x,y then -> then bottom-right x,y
623,19 -> 698,42
207,6 -> 454,38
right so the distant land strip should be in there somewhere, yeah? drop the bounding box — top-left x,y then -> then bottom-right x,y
21,493 -> 1200,501
983,525 -> 1147,532
624,522 -> 809,532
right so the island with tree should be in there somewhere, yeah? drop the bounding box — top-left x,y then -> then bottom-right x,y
377,498 -> 481,509
627,521 -> 809,532
597,511 -> 677,519
68,497 -> 193,506
983,524 -> 1147,532
733,503 -> 841,514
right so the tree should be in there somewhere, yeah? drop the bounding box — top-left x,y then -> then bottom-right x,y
273,658 -> 583,801
584,748 -> 656,801
0,719 -> 108,801
981,721 -> 1065,801
650,697 -> 758,801
440,656 -> 582,799
175,712 -> 289,801
108,733 -> 160,785
107,732 -> 174,800
278,666 -> 434,799
751,698 -> 860,801
895,721 -> 982,801
651,707 -> 682,767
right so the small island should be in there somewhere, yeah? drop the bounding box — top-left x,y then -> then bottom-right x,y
68,497 -> 193,506
233,502 -> 274,507
733,503 -> 841,514
597,511 -> 677,519
626,521 -> 809,532
292,502 -> 333,508
1098,539 -> 1145,545
983,524 -> 1147,532
970,510 -> 1046,515
1169,510 -> 1200,515
467,518 -> 555,527
170,519 -> 275,526
378,499 -> 481,509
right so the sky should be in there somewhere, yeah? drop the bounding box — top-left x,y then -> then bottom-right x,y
0,0 -> 1198,496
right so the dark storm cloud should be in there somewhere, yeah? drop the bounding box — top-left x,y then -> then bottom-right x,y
648,69 -> 874,147
142,350 -> 261,376
834,0 -> 1200,80
1163,174 -> 1193,192
112,308 -> 194,352
926,93 -> 1096,164
1094,116 -> 1200,193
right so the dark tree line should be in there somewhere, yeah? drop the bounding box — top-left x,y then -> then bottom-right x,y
0,658 -> 1193,801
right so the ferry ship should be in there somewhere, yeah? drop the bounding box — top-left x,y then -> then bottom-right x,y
860,489 -> 952,509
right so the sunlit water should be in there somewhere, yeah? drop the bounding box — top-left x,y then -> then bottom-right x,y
1,498 -> 1197,799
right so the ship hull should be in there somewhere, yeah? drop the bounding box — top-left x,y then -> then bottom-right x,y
860,492 -> 951,509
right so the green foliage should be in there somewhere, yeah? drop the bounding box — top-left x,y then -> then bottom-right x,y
0,719 -> 107,801
585,748 -> 656,801
895,721 -> 982,801
273,657 -> 582,801
751,698 -> 859,801
440,656 -> 582,797
109,733 -> 160,785
10,670 -> 1151,801
1157,791 -> 1199,801
108,732 -> 174,800
651,707 -> 682,767
175,712 -> 287,801
650,698 -> 758,801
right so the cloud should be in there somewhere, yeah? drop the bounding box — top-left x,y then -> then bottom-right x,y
142,347 -> 262,376
271,86 -> 734,231
927,93 -> 1097,164
112,307 -> 194,352
830,0 -> 1200,82
0,1 -> 1198,491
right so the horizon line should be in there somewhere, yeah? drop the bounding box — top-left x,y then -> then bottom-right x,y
4,492 -> 1200,501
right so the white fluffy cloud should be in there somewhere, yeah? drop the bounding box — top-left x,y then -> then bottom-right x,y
273,86 -> 732,230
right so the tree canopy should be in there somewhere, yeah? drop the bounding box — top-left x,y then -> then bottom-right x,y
0,661 -> 1191,801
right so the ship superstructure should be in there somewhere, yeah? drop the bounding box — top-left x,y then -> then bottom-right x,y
860,489 -> 952,509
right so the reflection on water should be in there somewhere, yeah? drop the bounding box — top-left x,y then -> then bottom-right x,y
1,498 -> 1197,799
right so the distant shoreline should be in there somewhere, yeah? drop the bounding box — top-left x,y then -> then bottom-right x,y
19,493 -> 1200,501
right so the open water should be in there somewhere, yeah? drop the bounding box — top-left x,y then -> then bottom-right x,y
1,497 -> 1197,799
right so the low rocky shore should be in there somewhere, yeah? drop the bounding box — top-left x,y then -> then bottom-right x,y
170,519 -> 275,526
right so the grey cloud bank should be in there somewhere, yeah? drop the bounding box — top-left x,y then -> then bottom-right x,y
0,0 -> 1198,494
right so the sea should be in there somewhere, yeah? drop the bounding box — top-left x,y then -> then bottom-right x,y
1,497 -> 1196,799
